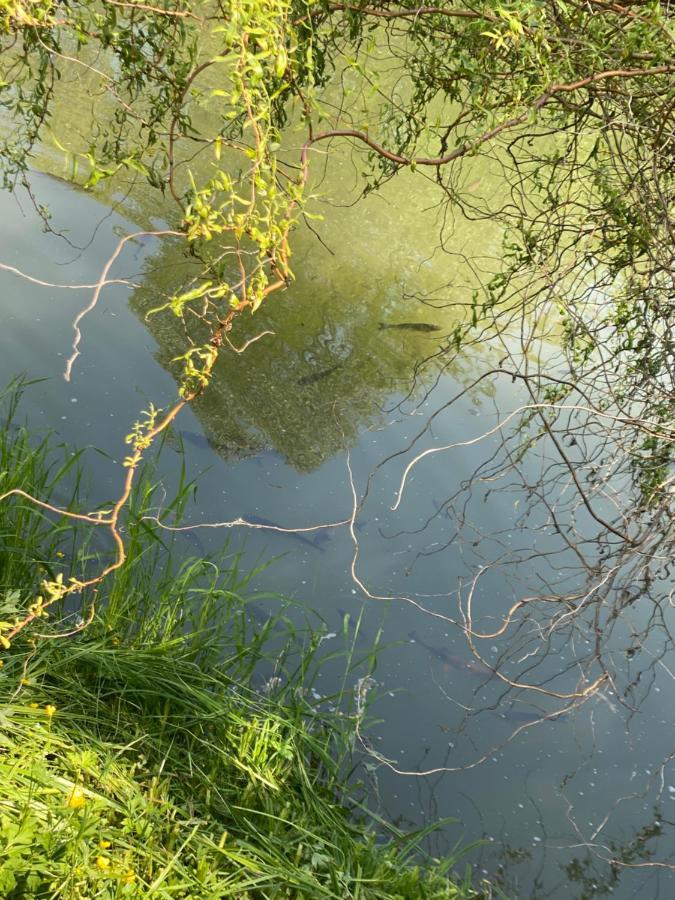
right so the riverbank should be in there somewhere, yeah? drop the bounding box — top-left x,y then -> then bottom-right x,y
0,383 -> 485,898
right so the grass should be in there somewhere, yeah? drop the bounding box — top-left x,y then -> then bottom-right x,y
0,379 -> 488,898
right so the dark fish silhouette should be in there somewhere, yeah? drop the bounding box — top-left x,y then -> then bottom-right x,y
408,631 -> 495,679
297,364 -> 341,386
245,515 -> 328,551
378,322 -> 441,333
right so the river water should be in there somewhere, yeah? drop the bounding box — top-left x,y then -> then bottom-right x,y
1,153 -> 674,897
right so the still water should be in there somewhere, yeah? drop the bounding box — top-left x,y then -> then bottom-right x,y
1,162 -> 673,898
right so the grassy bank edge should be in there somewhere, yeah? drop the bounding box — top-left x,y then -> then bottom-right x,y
0,380 -> 490,898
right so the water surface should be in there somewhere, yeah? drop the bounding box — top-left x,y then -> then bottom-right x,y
1,162 -> 673,898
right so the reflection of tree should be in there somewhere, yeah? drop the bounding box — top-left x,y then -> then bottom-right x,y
342,330 -> 673,890
491,812 -> 665,900
130,229 -> 494,472
562,812 -> 667,900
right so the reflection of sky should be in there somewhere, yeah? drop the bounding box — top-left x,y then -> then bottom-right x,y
1,176 -> 674,900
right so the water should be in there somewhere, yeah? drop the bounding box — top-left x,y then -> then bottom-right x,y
1,167 -> 674,898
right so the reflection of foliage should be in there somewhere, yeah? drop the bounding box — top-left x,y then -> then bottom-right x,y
489,813 -> 666,899
131,238 -> 480,471
4,0 -> 672,485
564,810 -> 665,900
490,844 -> 532,896
3,0 -> 673,415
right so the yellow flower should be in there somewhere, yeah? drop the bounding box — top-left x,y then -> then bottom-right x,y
29,702 -> 39,709
0,659 -> 4,668
99,839 -> 111,850
45,704 -> 56,717
122,869 -> 136,885
96,856 -> 111,871
20,678 -> 30,686
56,551 -> 65,558
66,786 -> 86,809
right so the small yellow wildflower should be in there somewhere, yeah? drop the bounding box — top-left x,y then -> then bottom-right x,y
99,839 -> 111,850
20,678 -> 30,686
66,786 -> 86,809
56,551 -> 65,558
45,704 -> 56,717
96,856 -> 111,871
29,702 -> 39,709
122,869 -> 136,885
0,659 -> 4,668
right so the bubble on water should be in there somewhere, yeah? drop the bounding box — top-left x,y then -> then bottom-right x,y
533,836 -> 541,842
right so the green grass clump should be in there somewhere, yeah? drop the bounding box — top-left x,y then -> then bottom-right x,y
0,380 -> 486,898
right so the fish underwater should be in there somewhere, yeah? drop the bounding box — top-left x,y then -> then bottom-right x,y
408,631 -> 495,679
297,364 -> 341,386
245,515 -> 330,551
378,322 -> 441,333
